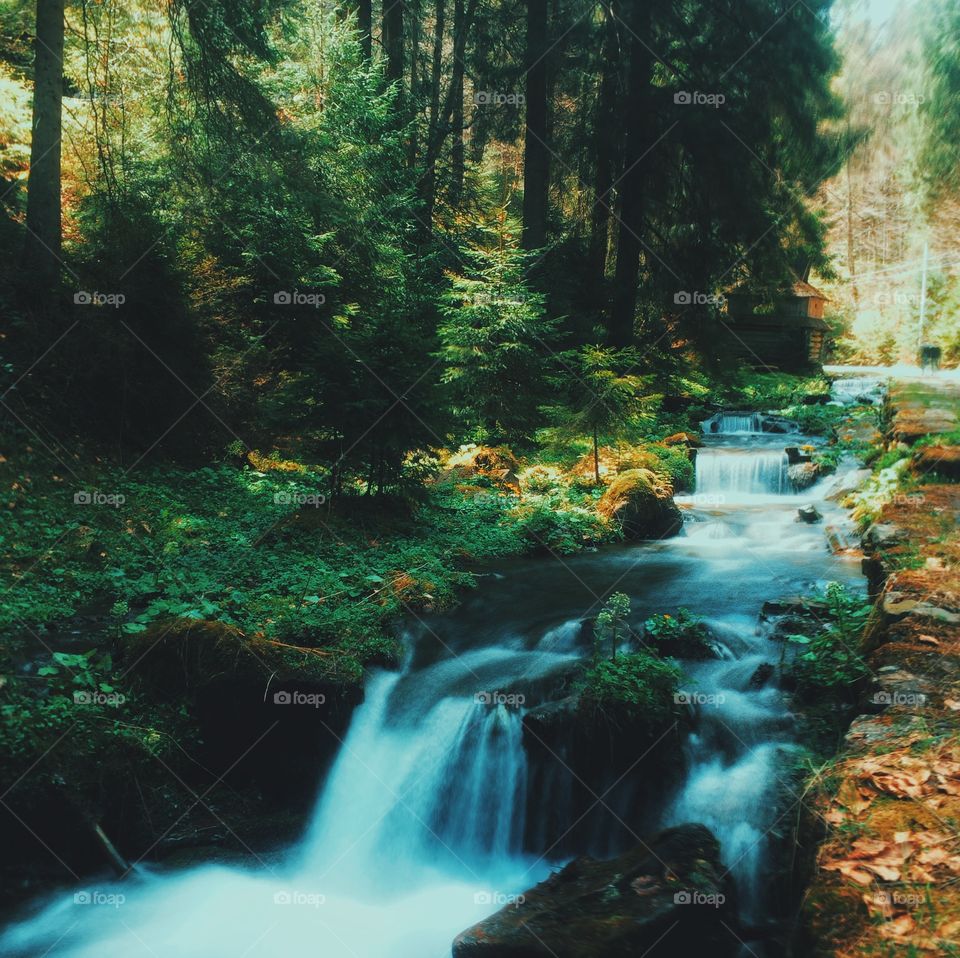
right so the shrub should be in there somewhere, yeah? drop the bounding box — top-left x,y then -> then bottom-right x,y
579,651 -> 682,728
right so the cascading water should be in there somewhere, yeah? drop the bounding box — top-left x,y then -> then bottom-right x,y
2,412 -> 866,958
715,412 -> 764,434
0,671 -> 543,958
695,448 -> 790,495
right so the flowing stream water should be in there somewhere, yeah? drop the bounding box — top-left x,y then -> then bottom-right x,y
1,417 -> 865,958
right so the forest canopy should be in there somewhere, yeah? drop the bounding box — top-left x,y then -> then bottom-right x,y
1,0 -> 847,487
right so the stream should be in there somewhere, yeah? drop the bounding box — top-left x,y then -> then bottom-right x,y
1,413 -> 866,958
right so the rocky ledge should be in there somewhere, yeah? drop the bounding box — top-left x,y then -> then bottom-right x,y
452,823 -> 741,958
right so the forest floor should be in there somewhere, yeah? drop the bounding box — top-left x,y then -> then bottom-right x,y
802,376 -> 960,956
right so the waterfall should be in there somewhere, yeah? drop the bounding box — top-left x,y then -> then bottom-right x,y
0,672 -> 537,958
715,412 -> 764,434
300,676 -> 527,882
695,448 -> 789,495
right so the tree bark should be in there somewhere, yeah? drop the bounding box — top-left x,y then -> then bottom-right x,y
521,0 -> 549,250
383,0 -> 405,86
357,0 -> 372,59
22,0 -> 65,294
418,0 -> 446,223
449,0 -> 466,206
589,1 -> 619,286
608,0 -> 653,347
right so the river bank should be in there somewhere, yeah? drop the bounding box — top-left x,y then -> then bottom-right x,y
800,376 -> 960,956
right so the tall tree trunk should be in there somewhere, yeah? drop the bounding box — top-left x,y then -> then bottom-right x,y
383,0 -> 405,86
608,0 -> 652,347
418,0 -> 446,223
407,0 -> 420,165
449,0 -> 466,207
589,1 -> 619,286
357,0 -> 372,59
521,0 -> 549,250
22,0 -> 65,295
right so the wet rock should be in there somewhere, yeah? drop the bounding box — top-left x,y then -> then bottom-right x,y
452,824 -> 740,958
762,416 -> 797,434
788,462 -> 823,490
824,468 -> 871,502
785,446 -> 812,464
825,523 -> 859,555
797,504 -> 822,523
761,596 -> 828,619
522,697 -> 579,743
597,469 -> 683,540
748,662 -> 776,689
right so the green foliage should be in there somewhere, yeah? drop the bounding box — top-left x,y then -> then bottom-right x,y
438,208 -> 556,445
593,592 -> 631,661
578,592 -> 682,731
514,497 -> 613,555
579,652 -> 682,728
644,608 -> 707,645
788,583 -> 873,699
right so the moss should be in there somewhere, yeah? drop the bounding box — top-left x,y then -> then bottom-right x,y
597,469 -> 682,539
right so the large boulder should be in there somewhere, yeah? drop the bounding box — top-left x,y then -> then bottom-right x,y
597,469 -> 682,540
452,823 -> 739,958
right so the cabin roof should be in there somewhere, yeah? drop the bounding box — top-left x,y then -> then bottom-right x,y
726,278 -> 830,301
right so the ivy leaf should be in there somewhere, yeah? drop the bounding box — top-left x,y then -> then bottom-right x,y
122,622 -> 148,634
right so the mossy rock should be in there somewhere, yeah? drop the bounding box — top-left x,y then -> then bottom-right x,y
443,444 -> 521,491
596,469 -> 682,540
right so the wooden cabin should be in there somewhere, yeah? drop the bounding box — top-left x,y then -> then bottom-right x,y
721,279 -> 829,370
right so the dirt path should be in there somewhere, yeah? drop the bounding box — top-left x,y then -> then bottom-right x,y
801,375 -> 960,956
